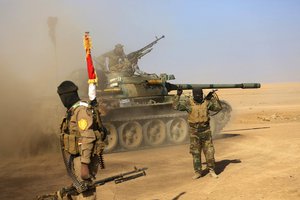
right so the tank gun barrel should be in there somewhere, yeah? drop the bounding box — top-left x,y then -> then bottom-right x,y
166,83 -> 261,91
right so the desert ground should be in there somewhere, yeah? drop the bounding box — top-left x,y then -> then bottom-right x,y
1,82 -> 300,200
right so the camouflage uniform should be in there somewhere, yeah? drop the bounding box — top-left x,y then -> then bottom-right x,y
173,94 -> 221,177
96,44 -> 133,75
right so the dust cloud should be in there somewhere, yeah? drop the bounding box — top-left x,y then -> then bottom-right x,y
47,16 -> 58,48
0,1 -> 159,158
0,2 -> 88,158
0,64 -> 63,158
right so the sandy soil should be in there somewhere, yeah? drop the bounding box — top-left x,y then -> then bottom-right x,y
1,82 -> 300,200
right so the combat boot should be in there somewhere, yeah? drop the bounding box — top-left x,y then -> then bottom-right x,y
209,169 -> 218,178
192,171 -> 202,179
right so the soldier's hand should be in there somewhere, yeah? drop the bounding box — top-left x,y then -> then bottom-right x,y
177,86 -> 183,96
90,98 -> 98,107
206,89 -> 218,100
81,163 -> 90,180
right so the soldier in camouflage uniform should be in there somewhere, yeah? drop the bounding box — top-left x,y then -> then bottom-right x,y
96,44 -> 133,75
173,87 -> 222,179
57,81 -> 106,199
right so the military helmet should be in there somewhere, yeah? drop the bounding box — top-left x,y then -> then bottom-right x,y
57,80 -> 78,95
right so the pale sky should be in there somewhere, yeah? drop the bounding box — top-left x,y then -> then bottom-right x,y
1,0 -> 300,92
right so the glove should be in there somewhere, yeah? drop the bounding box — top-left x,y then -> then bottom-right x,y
206,89 -> 218,100
205,92 -> 213,100
81,163 -> 90,180
90,98 -> 98,107
177,87 -> 183,96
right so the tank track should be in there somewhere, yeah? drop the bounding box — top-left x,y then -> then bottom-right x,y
102,111 -> 189,153
102,100 -> 232,153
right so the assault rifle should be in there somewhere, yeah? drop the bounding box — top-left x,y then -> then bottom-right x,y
37,167 -> 148,200
127,35 -> 165,64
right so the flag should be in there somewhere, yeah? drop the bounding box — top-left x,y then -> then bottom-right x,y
83,32 -> 97,101
83,32 -> 97,82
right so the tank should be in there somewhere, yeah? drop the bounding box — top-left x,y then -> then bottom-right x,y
85,70 -> 260,152
69,36 -> 260,152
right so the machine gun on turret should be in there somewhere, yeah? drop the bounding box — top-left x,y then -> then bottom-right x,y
127,35 -> 165,64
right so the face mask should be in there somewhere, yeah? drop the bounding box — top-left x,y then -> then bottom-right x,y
193,88 -> 204,103
59,92 -> 80,109
57,81 -> 79,109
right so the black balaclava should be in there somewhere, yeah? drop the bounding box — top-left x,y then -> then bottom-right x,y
192,88 -> 204,103
57,81 -> 80,109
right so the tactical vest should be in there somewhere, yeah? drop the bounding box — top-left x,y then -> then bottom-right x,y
188,99 -> 209,124
60,101 -> 105,156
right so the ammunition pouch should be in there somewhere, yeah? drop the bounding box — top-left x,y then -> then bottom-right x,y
60,117 -> 80,155
62,133 -> 80,155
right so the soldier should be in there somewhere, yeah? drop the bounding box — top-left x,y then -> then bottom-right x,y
173,87 -> 222,179
96,44 -> 133,74
57,80 -> 106,199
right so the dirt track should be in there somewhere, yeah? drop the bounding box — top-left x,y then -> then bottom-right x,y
1,83 -> 300,200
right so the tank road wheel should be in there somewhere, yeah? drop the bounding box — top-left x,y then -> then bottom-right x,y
118,121 -> 143,150
143,119 -> 167,146
103,123 -> 118,153
166,118 -> 189,144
